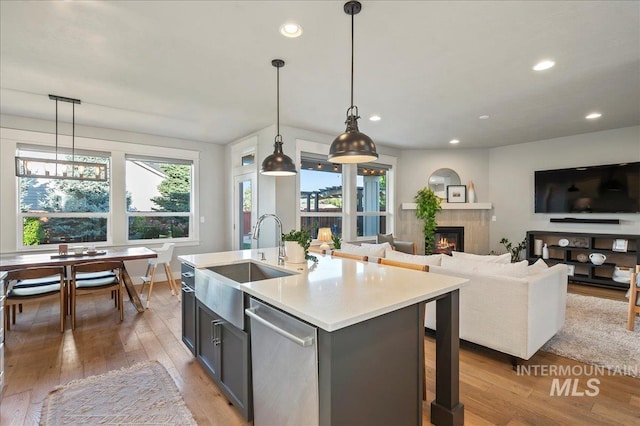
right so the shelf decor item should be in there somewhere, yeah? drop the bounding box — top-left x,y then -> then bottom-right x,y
446,185 -> 467,203
566,264 -> 575,276
589,253 -> 607,265
534,239 -> 543,256
468,181 -> 477,203
576,253 -> 589,263
612,239 -> 628,252
558,238 -> 569,247
542,243 -> 549,260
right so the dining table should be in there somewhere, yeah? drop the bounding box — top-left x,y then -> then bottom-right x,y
0,247 -> 156,313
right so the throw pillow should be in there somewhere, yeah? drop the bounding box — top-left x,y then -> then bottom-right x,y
451,251 -> 511,264
341,242 -> 386,258
376,233 -> 395,248
527,258 -> 549,275
441,256 -> 528,277
385,249 -> 442,266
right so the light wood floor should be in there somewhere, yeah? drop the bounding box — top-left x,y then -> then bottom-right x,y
1,283 -> 638,425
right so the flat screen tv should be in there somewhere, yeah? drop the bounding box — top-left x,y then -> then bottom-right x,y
534,162 -> 640,213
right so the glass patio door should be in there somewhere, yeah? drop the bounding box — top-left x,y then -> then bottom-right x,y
233,173 -> 256,250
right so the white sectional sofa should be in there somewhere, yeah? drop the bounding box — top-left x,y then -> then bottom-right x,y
425,259 -> 568,360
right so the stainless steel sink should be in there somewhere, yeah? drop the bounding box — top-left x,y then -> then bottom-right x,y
206,262 -> 294,283
195,262 -> 294,330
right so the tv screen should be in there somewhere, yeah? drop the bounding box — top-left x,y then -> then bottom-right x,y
534,162 -> 640,213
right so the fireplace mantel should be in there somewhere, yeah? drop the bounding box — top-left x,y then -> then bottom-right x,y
401,202 -> 492,210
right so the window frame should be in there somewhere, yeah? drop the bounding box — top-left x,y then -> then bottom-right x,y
125,155 -> 195,243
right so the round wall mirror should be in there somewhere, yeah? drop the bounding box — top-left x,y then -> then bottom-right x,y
428,168 -> 461,198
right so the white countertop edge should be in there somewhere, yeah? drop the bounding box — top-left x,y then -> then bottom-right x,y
240,281 -> 468,332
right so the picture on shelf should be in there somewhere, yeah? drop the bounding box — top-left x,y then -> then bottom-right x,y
612,239 -> 628,252
446,185 -> 467,203
566,264 -> 575,276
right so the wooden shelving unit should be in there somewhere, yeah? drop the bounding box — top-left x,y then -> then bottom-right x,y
526,230 -> 639,290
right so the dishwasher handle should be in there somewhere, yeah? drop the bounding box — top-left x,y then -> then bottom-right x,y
245,307 -> 314,348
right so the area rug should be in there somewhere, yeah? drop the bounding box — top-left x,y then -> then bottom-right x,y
541,293 -> 640,378
40,361 -> 197,425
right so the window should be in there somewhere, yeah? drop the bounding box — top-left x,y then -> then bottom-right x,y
126,156 -> 193,241
356,163 -> 390,237
296,140 -> 396,242
299,153 -> 343,237
18,147 -> 110,247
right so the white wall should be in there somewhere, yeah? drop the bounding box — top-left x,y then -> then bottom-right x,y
489,126 -> 640,251
1,113 -> 226,278
396,148 -> 491,208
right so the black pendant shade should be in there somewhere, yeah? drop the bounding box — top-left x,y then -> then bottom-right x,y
328,0 -> 378,164
261,59 -> 297,176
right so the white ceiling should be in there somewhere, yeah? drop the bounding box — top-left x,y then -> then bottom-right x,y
1,1 -> 639,149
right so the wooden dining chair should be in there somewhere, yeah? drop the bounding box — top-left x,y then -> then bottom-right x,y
628,265 -> 640,331
3,266 -> 66,333
330,250 -> 368,262
378,258 -> 430,272
71,261 -> 124,330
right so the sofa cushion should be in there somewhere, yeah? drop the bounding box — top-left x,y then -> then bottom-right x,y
376,233 -> 395,248
384,249 -> 442,266
441,256 -> 528,277
341,242 -> 387,258
528,258 -> 549,275
452,251 -> 511,264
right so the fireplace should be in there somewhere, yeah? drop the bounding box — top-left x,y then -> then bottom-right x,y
433,226 -> 464,255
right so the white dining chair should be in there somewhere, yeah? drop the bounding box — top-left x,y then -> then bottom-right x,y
140,243 -> 179,308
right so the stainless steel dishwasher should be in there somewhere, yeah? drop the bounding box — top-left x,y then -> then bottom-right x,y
245,298 -> 319,426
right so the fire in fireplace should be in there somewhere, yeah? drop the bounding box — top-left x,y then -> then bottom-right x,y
433,227 -> 464,255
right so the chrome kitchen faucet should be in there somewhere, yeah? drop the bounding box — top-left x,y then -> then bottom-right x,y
252,214 -> 285,265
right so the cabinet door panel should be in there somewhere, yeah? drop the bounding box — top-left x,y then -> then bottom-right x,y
182,289 -> 196,354
197,303 -> 220,379
219,321 -> 250,414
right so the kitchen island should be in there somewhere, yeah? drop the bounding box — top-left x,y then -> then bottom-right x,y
179,248 -> 468,426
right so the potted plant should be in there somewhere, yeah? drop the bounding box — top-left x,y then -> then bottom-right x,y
282,229 -> 318,263
499,237 -> 527,262
331,232 -> 342,249
414,187 -> 442,255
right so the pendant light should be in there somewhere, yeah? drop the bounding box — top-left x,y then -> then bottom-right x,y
261,59 -> 297,176
328,1 -> 378,164
15,95 -> 108,181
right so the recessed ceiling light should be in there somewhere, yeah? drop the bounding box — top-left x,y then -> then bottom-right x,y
449,139 -> 460,144
369,115 -> 381,121
478,115 -> 490,120
533,60 -> 555,71
585,112 -> 602,120
280,23 -> 303,38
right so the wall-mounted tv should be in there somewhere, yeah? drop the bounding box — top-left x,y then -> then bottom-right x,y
534,162 -> 640,213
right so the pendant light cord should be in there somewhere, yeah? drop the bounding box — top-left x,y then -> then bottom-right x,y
276,63 -> 280,141
350,11 -> 354,110
72,102 -> 75,175
55,99 -> 59,176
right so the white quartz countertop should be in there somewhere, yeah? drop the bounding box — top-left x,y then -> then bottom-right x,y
179,248 -> 468,332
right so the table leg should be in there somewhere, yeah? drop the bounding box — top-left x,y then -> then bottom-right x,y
430,289 -> 464,426
121,265 -> 145,313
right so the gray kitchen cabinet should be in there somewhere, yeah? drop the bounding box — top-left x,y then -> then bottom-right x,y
196,300 -> 252,420
180,263 -> 196,354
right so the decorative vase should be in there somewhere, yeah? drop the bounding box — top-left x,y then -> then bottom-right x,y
468,181 -> 477,203
542,243 -> 549,260
285,241 -> 306,263
534,239 -> 543,256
